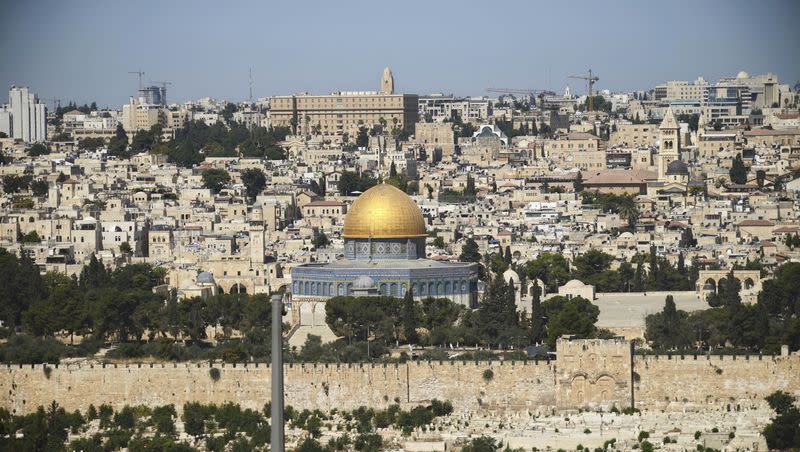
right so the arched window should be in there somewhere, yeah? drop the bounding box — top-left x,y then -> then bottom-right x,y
337,283 -> 344,296
444,282 -> 451,295
437,282 -> 443,296
401,283 -> 407,296
380,283 -> 387,295
411,283 -> 417,296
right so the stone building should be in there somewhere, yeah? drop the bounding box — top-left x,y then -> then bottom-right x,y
269,68 -> 418,138
291,184 -> 479,306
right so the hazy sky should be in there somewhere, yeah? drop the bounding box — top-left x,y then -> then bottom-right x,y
1,0 -> 798,108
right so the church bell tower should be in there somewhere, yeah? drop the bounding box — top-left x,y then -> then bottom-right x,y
657,108 -> 681,180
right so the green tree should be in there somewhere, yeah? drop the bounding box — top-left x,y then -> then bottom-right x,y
706,271 -> 741,308
202,168 -> 231,193
464,174 -> 476,196
240,168 -> 266,201
401,289 -> 418,343
762,391 -> 800,450
459,238 -> 485,280
729,153 -> 747,185
542,296 -> 600,347
356,126 -> 369,148
30,179 -> 49,197
0,249 -> 46,332
337,171 -> 377,195
461,436 -> 501,452
523,253 -> 570,293
182,402 -> 207,437
644,295 -> 693,349
2,175 -> 31,193
529,281 -> 545,345
477,276 -> 523,346
108,124 -> 129,157
28,143 -> 50,156
312,229 -> 330,249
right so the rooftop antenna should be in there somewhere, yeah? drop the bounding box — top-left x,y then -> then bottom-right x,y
128,70 -> 145,90
249,67 -> 253,103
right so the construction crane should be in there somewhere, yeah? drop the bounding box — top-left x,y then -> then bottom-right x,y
569,69 -> 600,112
128,70 -> 145,90
46,97 -> 61,112
150,81 -> 172,105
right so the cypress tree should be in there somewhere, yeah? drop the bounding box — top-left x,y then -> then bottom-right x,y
401,289 -> 418,344
529,281 -> 545,345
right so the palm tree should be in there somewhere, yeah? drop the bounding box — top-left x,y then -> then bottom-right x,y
618,196 -> 640,229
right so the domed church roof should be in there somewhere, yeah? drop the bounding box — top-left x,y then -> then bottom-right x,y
666,160 -> 689,176
353,275 -> 376,290
342,184 -> 427,239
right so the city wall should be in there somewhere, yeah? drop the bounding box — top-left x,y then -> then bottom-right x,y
634,353 -> 800,411
1,341 -> 798,416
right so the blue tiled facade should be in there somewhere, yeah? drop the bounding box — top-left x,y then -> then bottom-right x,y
291,237 -> 479,307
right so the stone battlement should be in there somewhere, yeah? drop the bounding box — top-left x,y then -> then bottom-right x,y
1,340 -> 797,416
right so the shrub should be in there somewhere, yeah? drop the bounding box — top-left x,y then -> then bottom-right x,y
354,433 -> 383,451
638,431 -> 650,441
87,404 -> 98,420
209,367 -> 221,382
584,428 -> 591,434
43,365 -> 52,379
640,441 -> 653,452
728,432 -> 735,439
482,369 -> 494,382
694,431 -> 702,440
711,427 -> 719,433
114,406 -> 136,430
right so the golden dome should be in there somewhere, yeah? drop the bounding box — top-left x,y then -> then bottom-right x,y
342,184 -> 427,238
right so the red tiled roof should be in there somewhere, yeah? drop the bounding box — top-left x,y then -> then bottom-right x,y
305,200 -> 345,207
737,220 -> 774,227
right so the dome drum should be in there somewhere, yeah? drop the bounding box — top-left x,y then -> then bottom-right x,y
344,236 -> 425,261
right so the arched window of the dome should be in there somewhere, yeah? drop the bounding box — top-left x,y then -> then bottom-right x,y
401,283 -> 407,296
337,283 -> 343,296
445,282 -> 451,295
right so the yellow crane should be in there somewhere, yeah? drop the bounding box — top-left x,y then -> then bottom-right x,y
569,69 -> 600,112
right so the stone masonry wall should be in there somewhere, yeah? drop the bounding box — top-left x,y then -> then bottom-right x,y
634,354 -> 800,411
0,360 -> 558,416
1,342 -> 798,416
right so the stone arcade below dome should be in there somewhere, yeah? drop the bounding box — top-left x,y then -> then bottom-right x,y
291,184 -> 479,307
